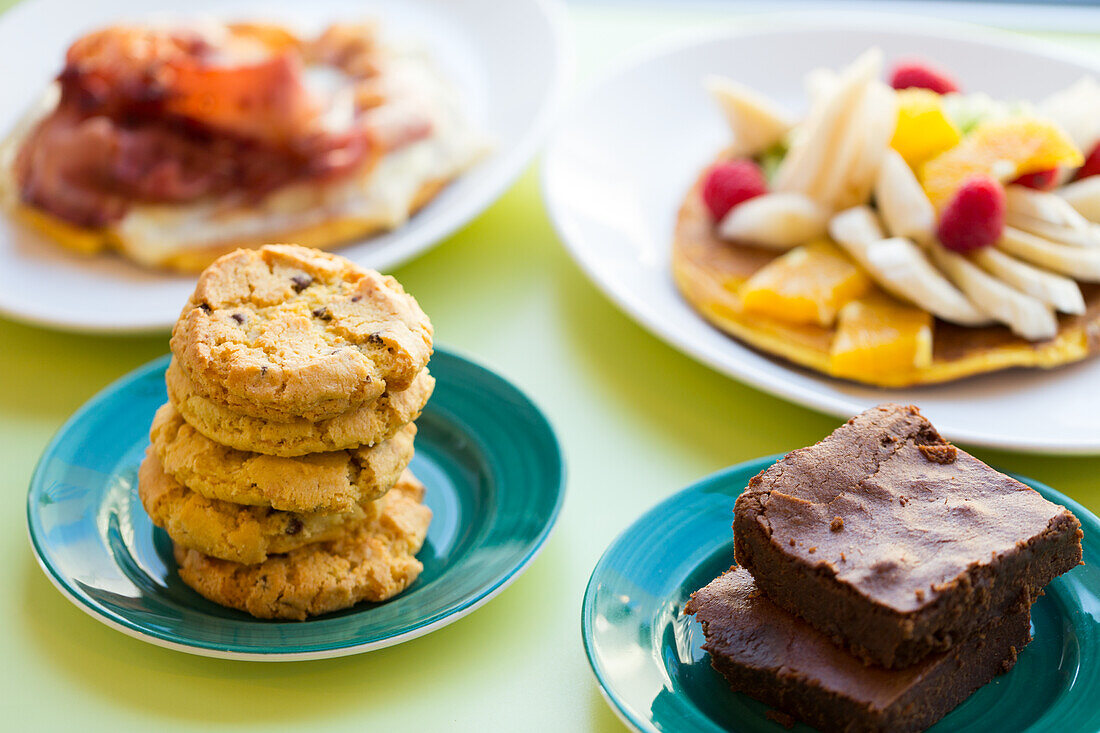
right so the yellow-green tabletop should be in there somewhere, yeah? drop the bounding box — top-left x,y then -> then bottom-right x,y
3,4 -> 1099,731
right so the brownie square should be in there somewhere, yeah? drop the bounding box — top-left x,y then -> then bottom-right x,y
685,567 -> 1031,733
733,403 -> 1082,668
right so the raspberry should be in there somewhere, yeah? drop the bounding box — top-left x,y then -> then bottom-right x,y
936,176 -> 1006,253
1074,142 -> 1100,180
702,160 -> 768,221
1010,168 -> 1058,190
889,61 -> 959,95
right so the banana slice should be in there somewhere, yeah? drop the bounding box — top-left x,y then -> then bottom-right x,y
705,75 -> 793,158
829,207 -> 991,325
774,48 -> 882,198
1059,176 -> 1100,222
805,67 -> 838,103
929,244 -> 1057,340
1006,185 -> 1088,228
970,247 -> 1085,314
1008,218 -> 1100,247
823,80 -> 897,210
1005,184 -> 1100,246
998,226 -> 1100,280
828,205 -> 884,247
718,192 -> 829,249
875,149 -> 936,243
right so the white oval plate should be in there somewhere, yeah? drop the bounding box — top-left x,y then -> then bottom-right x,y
0,0 -> 567,333
543,12 -> 1100,454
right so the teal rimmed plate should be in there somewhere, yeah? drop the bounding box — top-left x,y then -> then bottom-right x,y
28,348 -> 564,660
582,457 -> 1100,732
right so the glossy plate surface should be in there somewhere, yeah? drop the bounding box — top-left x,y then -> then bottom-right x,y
582,456 -> 1100,733
542,13 -> 1100,453
0,0 -> 567,333
28,348 -> 564,660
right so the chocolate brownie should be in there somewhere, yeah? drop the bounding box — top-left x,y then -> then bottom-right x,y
734,403 -> 1082,668
684,567 -> 1031,733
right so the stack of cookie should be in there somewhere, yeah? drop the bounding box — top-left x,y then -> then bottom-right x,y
138,244 -> 435,620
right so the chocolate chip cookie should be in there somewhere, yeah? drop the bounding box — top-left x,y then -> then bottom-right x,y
150,402 -> 415,513
174,470 -> 432,620
139,451 -> 375,565
170,244 -> 433,422
166,357 -> 434,456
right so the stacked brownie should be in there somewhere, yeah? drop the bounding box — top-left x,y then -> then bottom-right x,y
686,404 -> 1084,732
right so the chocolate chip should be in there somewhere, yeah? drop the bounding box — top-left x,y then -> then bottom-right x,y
199,303 -> 211,314
830,516 -> 844,532
291,274 -> 313,292
367,332 -> 384,345
285,517 -> 303,535
260,366 -> 268,376
330,349 -> 341,355
351,295 -> 361,302
312,307 -> 332,321
231,313 -> 245,324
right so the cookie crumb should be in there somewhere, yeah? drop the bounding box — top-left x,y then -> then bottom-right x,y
808,546 -> 816,554
915,589 -> 925,601
789,538 -> 796,546
919,443 -> 957,464
830,516 -> 844,532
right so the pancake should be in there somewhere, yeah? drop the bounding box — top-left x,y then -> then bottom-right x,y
6,177 -> 451,273
672,167 -> 1100,387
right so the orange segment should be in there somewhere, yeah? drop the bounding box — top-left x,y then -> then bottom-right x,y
830,291 -> 932,380
919,117 -> 1082,208
739,240 -> 871,327
890,89 -> 961,168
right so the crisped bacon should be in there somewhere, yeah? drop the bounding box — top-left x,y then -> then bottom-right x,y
16,23 -> 428,227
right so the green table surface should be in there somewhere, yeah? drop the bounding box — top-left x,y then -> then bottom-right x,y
3,4 -> 1099,731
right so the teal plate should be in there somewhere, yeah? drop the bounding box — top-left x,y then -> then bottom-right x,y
583,457 -> 1100,733
28,348 -> 564,660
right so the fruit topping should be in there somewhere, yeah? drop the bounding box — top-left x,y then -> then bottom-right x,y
891,89 -> 961,167
936,176 -> 1006,253
717,192 -> 829,249
706,75 -> 793,158
930,243 -> 1057,340
829,291 -> 932,382
774,49 -> 896,211
1003,184 -> 1100,246
889,61 -> 959,95
875,149 -> 936,243
829,206 -> 989,325
738,240 -> 871,326
920,117 -> 1082,208
970,246 -> 1084,314
1058,175 -> 1100,222
1075,141 -> 1100,181
702,159 -> 768,220
1010,168 -> 1058,190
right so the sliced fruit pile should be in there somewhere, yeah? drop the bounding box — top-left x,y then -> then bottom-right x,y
698,50 -> 1100,373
